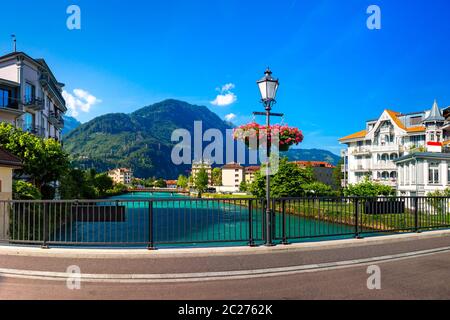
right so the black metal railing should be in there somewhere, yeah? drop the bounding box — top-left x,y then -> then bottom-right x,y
0,196 -> 449,249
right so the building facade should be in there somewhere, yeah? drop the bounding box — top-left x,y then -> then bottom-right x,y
340,101 -> 450,188
394,152 -> 450,196
245,166 -> 260,184
0,52 -> 66,141
221,163 -> 244,192
295,161 -> 336,187
108,168 -> 133,185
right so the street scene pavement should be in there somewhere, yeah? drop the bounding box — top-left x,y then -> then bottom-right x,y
1,234 -> 450,300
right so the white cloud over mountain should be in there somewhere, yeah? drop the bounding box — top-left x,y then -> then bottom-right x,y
62,89 -> 102,117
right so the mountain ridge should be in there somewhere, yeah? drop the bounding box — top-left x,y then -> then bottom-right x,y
63,99 -> 340,178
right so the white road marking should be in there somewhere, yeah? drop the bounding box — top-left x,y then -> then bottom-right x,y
1,246 -> 450,283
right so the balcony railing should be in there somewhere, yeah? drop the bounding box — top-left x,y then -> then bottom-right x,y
23,97 -> 44,111
352,147 -> 371,155
49,111 -> 64,129
371,144 -> 404,153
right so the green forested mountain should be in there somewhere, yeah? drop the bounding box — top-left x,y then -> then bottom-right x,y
62,115 -> 82,136
63,99 -> 340,178
283,148 -> 341,165
63,99 -> 231,179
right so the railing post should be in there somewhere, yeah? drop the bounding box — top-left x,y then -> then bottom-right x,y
42,202 -> 49,249
148,200 -> 156,250
248,199 -> 256,247
354,198 -> 362,239
414,197 -> 420,233
281,199 -> 289,245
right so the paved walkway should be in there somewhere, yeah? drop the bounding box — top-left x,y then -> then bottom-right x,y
1,232 -> 450,299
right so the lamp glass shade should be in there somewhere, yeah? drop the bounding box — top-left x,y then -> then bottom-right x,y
257,70 -> 279,101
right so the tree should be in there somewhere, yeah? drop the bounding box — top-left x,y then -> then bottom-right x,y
212,168 -> 222,186
194,168 -> 209,196
177,175 -> 188,189
154,178 -> 167,188
60,168 -> 97,199
249,157 -> 315,198
12,181 -> 42,200
0,123 -> 69,196
344,178 -> 395,197
94,173 -> 114,195
239,180 -> 248,192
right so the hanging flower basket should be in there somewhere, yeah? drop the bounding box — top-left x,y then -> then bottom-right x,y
233,122 -> 304,152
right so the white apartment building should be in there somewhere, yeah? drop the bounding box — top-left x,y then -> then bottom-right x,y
340,101 -> 450,188
221,163 -> 244,192
0,51 -> 66,141
108,168 -> 133,185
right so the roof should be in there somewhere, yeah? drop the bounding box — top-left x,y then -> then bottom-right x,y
423,100 -> 445,123
386,110 -> 407,130
394,152 -> 450,163
294,161 -> 336,168
339,130 -> 367,142
0,149 -> 22,168
222,163 -> 243,170
165,180 -> 177,185
245,166 -> 260,173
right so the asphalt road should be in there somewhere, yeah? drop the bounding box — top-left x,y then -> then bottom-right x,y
1,235 -> 450,300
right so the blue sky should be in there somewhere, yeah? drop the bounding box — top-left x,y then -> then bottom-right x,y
1,0 -> 450,154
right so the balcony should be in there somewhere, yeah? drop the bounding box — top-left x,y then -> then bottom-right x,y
40,74 -> 66,112
49,111 -> 64,129
23,97 -> 44,111
351,147 -> 371,156
372,162 -> 398,170
0,98 -> 23,116
371,144 -> 404,153
350,165 -> 371,173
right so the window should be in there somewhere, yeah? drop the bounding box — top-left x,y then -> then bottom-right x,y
24,113 -> 34,132
0,88 -> 10,107
24,83 -> 35,103
429,162 -> 440,184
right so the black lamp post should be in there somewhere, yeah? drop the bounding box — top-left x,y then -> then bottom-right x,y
253,68 -> 283,246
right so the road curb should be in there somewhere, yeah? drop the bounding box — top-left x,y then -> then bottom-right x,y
1,229 -> 450,259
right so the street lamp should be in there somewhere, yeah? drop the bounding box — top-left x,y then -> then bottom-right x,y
254,68 -> 283,246
257,68 -> 279,105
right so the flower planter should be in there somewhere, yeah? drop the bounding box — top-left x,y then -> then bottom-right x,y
234,122 -> 303,151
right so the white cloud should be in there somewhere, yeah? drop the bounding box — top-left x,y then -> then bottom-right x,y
225,113 -> 236,121
62,89 -> 102,117
210,83 -> 237,107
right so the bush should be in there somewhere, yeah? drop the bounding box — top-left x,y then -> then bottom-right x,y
302,182 -> 334,197
344,178 -> 395,197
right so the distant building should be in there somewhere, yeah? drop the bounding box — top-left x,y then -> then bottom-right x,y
245,166 -> 260,184
0,51 -> 66,142
108,168 -> 133,185
295,161 -> 336,187
221,163 -> 244,192
165,180 -> 178,189
191,160 -> 213,186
